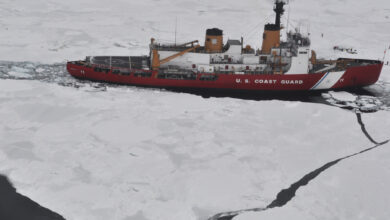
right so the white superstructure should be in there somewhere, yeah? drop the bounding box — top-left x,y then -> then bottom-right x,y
152,31 -> 312,75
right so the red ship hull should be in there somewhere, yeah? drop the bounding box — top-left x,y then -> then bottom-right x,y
67,62 -> 383,91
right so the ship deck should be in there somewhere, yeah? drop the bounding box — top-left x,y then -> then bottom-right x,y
83,56 -> 382,77
86,56 -> 150,70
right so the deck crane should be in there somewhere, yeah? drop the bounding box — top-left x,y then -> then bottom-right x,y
151,39 -> 200,70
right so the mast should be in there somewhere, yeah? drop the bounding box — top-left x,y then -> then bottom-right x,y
274,0 -> 285,29
175,17 -> 177,46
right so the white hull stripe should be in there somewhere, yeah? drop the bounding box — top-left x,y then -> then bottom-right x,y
311,71 -> 345,90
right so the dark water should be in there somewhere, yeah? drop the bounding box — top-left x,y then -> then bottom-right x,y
1,61 -> 389,220
0,175 -> 65,220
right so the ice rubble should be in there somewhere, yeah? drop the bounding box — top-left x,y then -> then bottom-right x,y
1,79 -> 390,220
0,0 -> 390,220
322,91 -> 388,113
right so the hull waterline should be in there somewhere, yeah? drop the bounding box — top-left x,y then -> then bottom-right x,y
67,62 -> 383,92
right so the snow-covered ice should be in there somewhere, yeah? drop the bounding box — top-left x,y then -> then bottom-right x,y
1,0 -> 390,220
1,0 -> 390,63
327,91 -> 357,102
1,79 -> 389,220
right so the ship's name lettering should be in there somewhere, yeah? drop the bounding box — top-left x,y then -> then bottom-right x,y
235,79 -> 304,85
281,80 -> 304,85
254,79 -> 277,84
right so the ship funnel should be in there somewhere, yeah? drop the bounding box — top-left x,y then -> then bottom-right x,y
205,28 -> 223,53
261,0 -> 286,54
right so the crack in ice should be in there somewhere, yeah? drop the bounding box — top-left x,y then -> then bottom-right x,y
356,112 -> 379,144
209,114 -> 389,220
266,141 -> 389,210
1,61 -> 389,220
